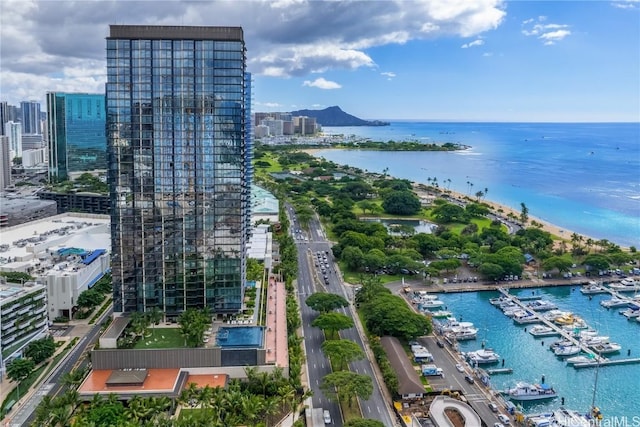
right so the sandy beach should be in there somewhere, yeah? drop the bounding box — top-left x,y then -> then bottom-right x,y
300,147 -> 601,246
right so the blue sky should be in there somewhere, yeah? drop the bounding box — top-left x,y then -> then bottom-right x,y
0,0 -> 638,122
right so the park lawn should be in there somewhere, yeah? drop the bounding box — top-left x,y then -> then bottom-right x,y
340,398 -> 363,423
339,262 -> 404,286
133,328 -> 185,349
447,217 -> 497,235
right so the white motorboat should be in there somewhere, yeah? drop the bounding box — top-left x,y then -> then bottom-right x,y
591,342 -> 622,354
549,339 -> 573,350
600,296 -> 630,308
419,299 -> 445,309
427,310 -> 453,319
620,307 -> 640,319
505,382 -> 558,401
549,408 -> 593,427
529,325 -> 560,337
466,348 -> 501,364
581,336 -> 610,346
490,296 -> 511,306
503,307 -> 523,317
513,313 -> 540,325
580,282 -> 608,295
608,279 -> 640,292
525,299 -> 558,311
442,321 -> 478,340
543,310 -> 570,321
554,345 -> 581,357
565,355 -> 594,365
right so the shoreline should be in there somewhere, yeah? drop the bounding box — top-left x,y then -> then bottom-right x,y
300,148 -> 610,248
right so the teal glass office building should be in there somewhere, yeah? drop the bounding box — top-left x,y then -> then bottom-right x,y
106,26 -> 249,316
46,93 -> 107,181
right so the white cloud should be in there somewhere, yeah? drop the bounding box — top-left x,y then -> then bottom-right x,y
381,72 -> 396,78
461,39 -> 485,48
522,16 -> 571,44
611,0 -> 639,9
0,0 -> 507,104
311,103 -> 323,108
302,77 -> 342,90
539,29 -> 571,45
482,52 -> 493,57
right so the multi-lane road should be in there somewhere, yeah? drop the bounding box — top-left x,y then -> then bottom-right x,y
288,204 -> 396,426
8,307 -> 112,427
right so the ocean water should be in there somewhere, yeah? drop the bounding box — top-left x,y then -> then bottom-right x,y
436,288 -> 640,419
319,122 -> 640,247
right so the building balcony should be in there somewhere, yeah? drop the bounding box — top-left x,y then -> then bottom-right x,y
1,336 -> 16,346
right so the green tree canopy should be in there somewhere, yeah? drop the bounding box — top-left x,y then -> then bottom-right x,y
583,254 -> 610,271
178,308 -> 211,347
321,371 -> 373,408
431,202 -> 468,223
541,255 -> 573,275
382,190 -> 421,215
345,419 -> 386,427
361,294 -> 432,340
321,340 -> 365,371
305,292 -> 349,313
24,336 -> 56,364
341,246 -> 365,270
7,357 -> 35,383
312,312 -> 355,339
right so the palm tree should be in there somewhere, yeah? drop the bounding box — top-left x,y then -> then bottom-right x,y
49,404 -> 74,427
147,307 -> 163,329
124,395 -> 151,422
241,395 -> 264,427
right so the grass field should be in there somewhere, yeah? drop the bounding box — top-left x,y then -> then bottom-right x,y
133,328 -> 185,349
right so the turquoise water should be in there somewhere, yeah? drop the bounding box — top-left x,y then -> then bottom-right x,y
318,122 -> 640,247
436,287 -> 640,418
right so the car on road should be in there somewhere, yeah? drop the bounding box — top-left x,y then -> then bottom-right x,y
464,375 -> 475,384
455,363 -> 465,373
488,402 -> 499,412
497,414 -> 510,425
323,409 -> 332,424
436,340 -> 445,348
494,423 -> 505,427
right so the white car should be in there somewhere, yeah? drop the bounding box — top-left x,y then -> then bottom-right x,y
455,363 -> 465,373
323,409 -> 332,424
497,414 -> 511,425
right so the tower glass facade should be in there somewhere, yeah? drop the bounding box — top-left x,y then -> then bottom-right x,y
47,93 -> 107,181
106,26 -> 249,317
20,101 -> 41,135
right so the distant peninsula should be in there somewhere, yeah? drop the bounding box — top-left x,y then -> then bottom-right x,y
289,106 -> 390,127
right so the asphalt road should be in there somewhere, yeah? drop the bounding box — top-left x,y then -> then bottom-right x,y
10,307 -> 113,427
288,205 -> 396,426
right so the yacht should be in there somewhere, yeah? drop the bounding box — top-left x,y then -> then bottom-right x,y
513,312 -> 540,325
580,336 -> 610,346
565,355 -> 594,365
554,345 -> 581,357
525,299 -> 558,311
503,307 -> 523,317
505,382 -> 558,401
426,309 -> 453,319
466,348 -> 501,364
608,279 -> 640,292
529,325 -> 560,337
543,310 -> 570,322
600,296 -> 630,308
549,339 -> 573,350
549,408 -> 593,427
490,296 -> 511,306
442,321 -> 478,340
554,313 -> 576,325
620,306 -> 640,319
580,282 -> 608,295
561,317 -> 589,331
591,342 -> 622,354
419,299 -> 445,309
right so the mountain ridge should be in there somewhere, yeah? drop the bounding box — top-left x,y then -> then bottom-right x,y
289,106 -> 390,127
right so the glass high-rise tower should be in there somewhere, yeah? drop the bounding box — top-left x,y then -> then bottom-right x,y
106,25 -> 249,317
47,92 -> 107,182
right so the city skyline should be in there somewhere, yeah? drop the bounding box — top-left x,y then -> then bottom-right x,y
0,0 -> 639,122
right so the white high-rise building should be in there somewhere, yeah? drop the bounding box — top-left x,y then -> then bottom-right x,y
4,121 -> 22,159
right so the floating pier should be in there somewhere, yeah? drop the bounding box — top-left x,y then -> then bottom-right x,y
573,357 -> 640,369
487,368 -> 513,375
496,288 -> 606,363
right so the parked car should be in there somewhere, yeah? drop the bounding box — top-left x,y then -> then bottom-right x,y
488,402 -> 499,412
455,363 -> 465,373
464,375 -> 475,384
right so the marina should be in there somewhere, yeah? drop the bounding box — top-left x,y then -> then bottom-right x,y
436,285 -> 640,419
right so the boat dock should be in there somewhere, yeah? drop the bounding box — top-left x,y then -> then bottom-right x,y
573,357 -> 640,369
497,288 -> 640,369
486,368 -> 513,375
496,288 -> 604,362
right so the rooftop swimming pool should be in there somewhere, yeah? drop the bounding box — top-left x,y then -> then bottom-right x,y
216,326 -> 264,348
